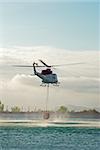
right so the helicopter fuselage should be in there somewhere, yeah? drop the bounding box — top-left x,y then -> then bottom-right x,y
35,72 -> 58,84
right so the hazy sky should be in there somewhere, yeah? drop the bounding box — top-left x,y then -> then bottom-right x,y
0,0 -> 99,49
0,0 -> 99,111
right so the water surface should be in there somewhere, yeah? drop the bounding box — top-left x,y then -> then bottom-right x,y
0,121 -> 99,150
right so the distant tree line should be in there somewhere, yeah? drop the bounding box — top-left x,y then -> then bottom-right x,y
0,101 -> 4,112
0,101 -> 99,113
57,106 -> 68,113
11,106 -> 21,112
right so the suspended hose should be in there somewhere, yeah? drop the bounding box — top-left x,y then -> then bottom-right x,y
46,84 -> 49,111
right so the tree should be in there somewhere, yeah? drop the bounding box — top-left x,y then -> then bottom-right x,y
11,106 -> 21,112
0,101 -> 4,112
58,106 -> 68,113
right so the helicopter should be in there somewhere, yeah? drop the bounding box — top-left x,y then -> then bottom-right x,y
14,59 -> 83,85
15,60 -> 59,85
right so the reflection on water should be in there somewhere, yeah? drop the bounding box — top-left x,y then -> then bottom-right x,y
0,119 -> 100,128
0,112 -> 99,128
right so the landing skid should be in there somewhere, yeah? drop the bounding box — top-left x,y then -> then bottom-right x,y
53,83 -> 60,86
40,82 -> 60,87
40,84 -> 47,87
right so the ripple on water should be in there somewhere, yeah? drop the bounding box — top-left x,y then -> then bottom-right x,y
0,125 -> 100,150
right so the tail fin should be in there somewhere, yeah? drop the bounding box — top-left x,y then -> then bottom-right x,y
33,62 -> 37,75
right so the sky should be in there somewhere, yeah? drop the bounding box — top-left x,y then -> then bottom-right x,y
0,0 -> 100,111
0,0 -> 99,49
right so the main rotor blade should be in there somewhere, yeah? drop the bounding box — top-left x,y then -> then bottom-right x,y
39,60 -> 84,67
13,62 -> 85,68
13,65 -> 46,68
51,62 -> 85,67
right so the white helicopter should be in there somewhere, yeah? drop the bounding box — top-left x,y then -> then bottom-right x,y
15,59 -> 83,85
15,59 -> 59,85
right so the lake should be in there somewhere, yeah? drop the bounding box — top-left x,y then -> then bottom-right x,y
0,119 -> 100,150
